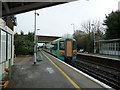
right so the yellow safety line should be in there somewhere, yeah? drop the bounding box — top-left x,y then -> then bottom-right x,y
42,51 -> 82,90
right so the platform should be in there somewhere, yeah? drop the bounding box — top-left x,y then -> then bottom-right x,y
7,50 -> 111,89
78,52 -> 120,61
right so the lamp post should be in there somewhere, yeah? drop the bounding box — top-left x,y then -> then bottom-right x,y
71,23 -> 75,33
91,24 -> 96,54
34,10 -> 39,64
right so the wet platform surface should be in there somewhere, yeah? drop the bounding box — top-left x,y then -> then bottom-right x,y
8,50 -> 108,89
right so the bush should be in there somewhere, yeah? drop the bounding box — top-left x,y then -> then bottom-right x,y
14,32 -> 34,55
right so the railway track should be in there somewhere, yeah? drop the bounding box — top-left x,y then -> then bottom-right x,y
77,56 -> 120,73
77,54 -> 120,71
69,60 -> 120,89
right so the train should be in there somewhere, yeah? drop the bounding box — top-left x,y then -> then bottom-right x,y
43,37 -> 77,62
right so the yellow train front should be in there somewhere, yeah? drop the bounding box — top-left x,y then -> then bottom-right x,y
46,37 -> 77,63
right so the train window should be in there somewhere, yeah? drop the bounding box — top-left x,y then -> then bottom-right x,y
109,43 -> 111,50
73,41 -> 77,50
116,43 -> 119,51
51,43 -> 57,50
118,43 -> 120,51
51,43 -> 54,49
54,43 -> 58,50
60,41 -> 65,50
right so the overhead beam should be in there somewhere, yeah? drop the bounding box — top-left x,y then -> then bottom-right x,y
3,2 -> 10,14
37,35 -> 61,43
2,1 -> 75,17
2,2 -> 65,16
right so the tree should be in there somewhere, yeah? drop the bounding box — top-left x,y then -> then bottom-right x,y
28,32 -> 34,41
73,20 -> 104,53
103,10 -> 120,39
81,20 -> 105,37
20,30 -> 24,35
73,30 -> 86,51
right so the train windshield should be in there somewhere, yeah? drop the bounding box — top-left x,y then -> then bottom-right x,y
73,41 -> 77,50
60,41 -> 65,50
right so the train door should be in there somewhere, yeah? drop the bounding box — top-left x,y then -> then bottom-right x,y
65,40 -> 72,57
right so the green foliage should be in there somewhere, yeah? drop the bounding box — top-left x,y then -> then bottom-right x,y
14,31 -> 34,55
103,11 -> 120,39
73,20 -> 104,53
73,32 -> 94,53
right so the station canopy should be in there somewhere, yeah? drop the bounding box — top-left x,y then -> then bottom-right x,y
2,0 -> 75,17
1,0 -> 74,43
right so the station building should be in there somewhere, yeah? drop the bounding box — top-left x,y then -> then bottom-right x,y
0,18 -> 14,80
96,39 -> 120,56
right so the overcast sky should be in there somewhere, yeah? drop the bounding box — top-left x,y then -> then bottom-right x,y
14,0 -> 120,37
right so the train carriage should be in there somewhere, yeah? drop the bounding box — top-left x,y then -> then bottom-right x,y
45,37 -> 77,62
